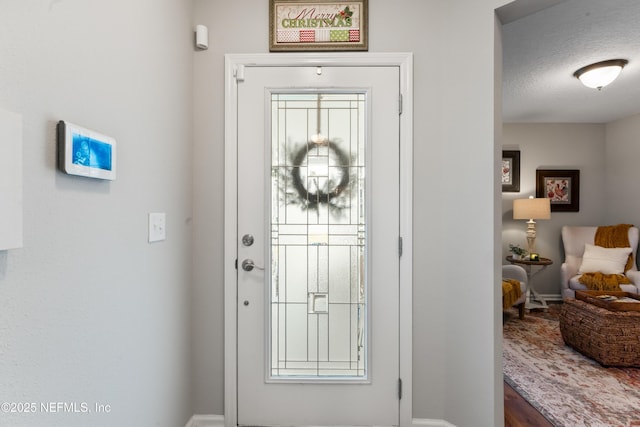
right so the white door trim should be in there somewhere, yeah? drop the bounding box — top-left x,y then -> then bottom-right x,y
224,52 -> 413,427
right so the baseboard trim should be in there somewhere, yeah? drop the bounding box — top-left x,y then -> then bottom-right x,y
540,293 -> 563,302
185,414 -> 225,427
185,414 -> 455,427
412,418 -> 457,427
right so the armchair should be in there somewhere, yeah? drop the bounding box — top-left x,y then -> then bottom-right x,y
561,225 -> 640,299
503,264 -> 527,319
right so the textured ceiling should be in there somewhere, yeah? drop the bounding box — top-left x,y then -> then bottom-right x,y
500,0 -> 640,123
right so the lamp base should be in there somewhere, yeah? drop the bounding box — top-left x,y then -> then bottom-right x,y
526,219 -> 537,255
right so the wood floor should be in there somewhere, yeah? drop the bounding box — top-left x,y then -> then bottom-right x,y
504,381 -> 554,427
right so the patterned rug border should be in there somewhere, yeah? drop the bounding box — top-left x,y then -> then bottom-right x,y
504,371 -> 559,426
504,307 -> 561,425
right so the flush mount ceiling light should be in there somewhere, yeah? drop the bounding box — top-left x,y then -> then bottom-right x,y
573,59 -> 628,90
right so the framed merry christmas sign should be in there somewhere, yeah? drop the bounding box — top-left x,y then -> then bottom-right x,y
269,0 -> 368,51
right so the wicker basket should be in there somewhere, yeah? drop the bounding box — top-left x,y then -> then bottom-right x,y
560,298 -> 640,367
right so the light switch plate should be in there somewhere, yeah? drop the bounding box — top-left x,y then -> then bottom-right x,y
148,212 -> 166,242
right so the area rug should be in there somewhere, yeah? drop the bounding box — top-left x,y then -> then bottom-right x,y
503,307 -> 640,427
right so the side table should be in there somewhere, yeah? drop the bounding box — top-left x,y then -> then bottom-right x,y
505,256 -> 553,309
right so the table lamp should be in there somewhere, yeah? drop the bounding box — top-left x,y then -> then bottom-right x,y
513,196 -> 551,258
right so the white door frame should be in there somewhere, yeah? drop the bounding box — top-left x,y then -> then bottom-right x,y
224,52 -> 413,427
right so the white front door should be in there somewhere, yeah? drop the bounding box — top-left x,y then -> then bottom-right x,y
234,63 -> 401,427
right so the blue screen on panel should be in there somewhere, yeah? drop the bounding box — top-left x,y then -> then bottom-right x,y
72,133 -> 112,171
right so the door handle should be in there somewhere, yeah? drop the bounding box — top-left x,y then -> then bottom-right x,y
242,259 -> 264,272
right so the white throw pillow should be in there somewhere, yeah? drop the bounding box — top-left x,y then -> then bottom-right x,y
578,244 -> 632,275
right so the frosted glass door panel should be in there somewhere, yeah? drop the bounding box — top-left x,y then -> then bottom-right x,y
270,93 -> 366,379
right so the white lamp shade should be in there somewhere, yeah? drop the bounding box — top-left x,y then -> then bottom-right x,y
574,59 -> 628,90
513,198 -> 550,220
578,66 -> 622,89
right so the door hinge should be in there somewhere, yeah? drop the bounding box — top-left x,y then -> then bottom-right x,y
398,236 -> 403,257
398,378 -> 403,400
235,259 -> 238,270
398,93 -> 403,115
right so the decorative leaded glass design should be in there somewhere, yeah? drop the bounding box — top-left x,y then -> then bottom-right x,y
270,93 -> 366,379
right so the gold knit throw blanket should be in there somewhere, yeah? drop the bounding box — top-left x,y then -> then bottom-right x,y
579,224 -> 634,291
502,279 -> 522,310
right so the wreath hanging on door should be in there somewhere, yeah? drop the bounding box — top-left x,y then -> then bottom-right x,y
289,140 -> 352,210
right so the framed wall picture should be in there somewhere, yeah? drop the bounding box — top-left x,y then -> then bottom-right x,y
502,150 -> 520,192
269,0 -> 368,51
536,169 -> 580,212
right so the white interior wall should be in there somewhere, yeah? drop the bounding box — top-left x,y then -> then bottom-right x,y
605,113 -> 640,227
193,0 -> 509,425
0,0 -> 515,425
0,1 -> 193,426
437,3 -> 505,425
502,123 -> 607,296
0,108 -> 23,250
494,15 -> 505,422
